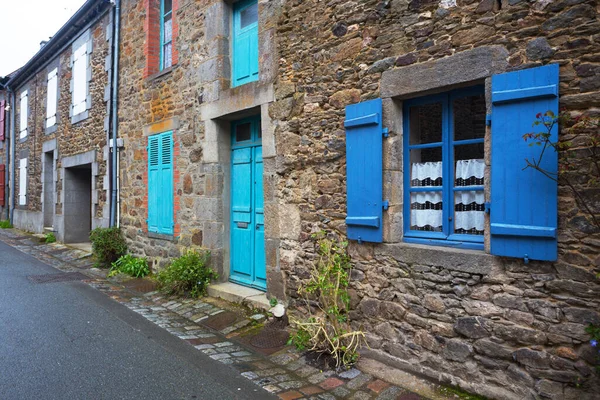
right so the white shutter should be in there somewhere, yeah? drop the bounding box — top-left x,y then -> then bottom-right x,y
46,68 -> 58,128
19,90 -> 28,139
19,158 -> 27,205
72,43 -> 88,115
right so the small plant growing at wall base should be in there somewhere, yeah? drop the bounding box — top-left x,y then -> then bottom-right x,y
288,232 -> 367,369
108,254 -> 150,278
89,227 -> 128,268
44,233 -> 56,243
0,220 -> 13,229
585,324 -> 600,373
156,250 -> 217,298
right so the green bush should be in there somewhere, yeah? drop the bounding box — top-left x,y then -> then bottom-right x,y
89,227 -> 128,268
157,250 -> 217,297
108,254 -> 150,278
44,233 -> 56,243
0,220 -> 13,229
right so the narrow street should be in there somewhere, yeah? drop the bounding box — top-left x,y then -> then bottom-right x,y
0,240 -> 274,400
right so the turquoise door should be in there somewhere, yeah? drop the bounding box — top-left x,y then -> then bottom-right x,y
230,116 -> 266,290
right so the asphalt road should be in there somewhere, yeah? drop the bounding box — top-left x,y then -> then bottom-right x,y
0,240 -> 275,400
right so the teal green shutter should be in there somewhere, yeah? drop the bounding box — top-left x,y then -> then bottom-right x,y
490,64 -> 559,261
148,132 -> 174,235
147,135 -> 160,232
345,98 -> 384,243
232,0 -> 259,87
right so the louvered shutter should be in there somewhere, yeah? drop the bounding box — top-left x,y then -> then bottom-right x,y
345,98 -> 384,243
0,164 -> 5,207
0,100 -> 5,141
490,64 -> 559,261
72,43 -> 88,115
158,133 -> 173,234
147,135 -> 160,232
46,68 -> 58,128
20,91 -> 28,139
19,158 -> 27,205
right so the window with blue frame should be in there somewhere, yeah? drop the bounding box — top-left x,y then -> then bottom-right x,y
232,0 -> 259,87
403,87 -> 486,249
161,0 -> 173,70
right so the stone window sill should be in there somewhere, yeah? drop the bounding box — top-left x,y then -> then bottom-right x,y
147,231 -> 177,242
71,110 -> 89,125
146,65 -> 177,83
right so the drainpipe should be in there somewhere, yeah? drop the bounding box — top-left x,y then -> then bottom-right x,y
9,89 -> 15,224
4,90 -> 10,221
109,0 -> 121,228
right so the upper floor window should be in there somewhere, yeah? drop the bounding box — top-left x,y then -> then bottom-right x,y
232,0 -> 259,87
71,30 -> 92,123
147,131 -> 174,235
161,0 -> 173,70
403,87 -> 486,249
46,68 -> 58,129
19,90 -> 28,139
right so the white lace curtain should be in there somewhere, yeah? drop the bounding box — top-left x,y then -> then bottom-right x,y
410,159 -> 485,234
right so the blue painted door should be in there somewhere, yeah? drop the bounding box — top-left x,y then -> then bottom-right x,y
230,116 -> 266,290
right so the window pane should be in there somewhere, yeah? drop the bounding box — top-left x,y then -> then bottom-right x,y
240,3 -> 258,28
163,43 -> 172,69
455,142 -> 484,163
163,15 -> 172,43
409,102 -> 442,145
455,157 -> 484,187
454,190 -> 484,235
410,191 -> 443,232
163,0 -> 172,14
236,123 -> 251,142
454,94 -> 486,141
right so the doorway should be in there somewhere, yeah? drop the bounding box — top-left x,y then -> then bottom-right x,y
43,151 -> 55,229
229,116 -> 266,291
63,164 -> 92,243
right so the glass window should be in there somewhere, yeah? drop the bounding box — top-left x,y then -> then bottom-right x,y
161,0 -> 173,70
404,87 -> 486,248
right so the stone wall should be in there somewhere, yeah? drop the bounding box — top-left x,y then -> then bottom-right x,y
12,12 -> 112,235
270,0 -> 600,399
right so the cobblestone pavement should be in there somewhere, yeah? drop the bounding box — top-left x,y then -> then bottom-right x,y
0,228 -> 433,400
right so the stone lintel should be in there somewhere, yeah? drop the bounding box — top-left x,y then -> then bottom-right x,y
142,117 -> 180,137
200,82 -> 274,121
381,46 -> 509,99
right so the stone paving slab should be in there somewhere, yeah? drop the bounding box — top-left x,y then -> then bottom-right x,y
0,228 -> 440,400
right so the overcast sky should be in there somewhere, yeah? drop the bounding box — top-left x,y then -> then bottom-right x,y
0,0 -> 87,76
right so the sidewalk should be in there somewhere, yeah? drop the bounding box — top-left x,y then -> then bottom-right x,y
0,228 -> 454,400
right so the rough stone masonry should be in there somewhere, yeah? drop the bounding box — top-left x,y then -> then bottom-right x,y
116,0 -> 600,399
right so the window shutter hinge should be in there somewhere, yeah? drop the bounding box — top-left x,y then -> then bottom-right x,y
382,127 -> 389,138
382,200 -> 389,210
524,254 -> 529,264
357,236 -> 362,244
486,114 -> 492,126
484,202 -> 491,214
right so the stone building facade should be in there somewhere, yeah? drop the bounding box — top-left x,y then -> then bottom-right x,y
7,1 -> 114,242
116,0 -> 600,398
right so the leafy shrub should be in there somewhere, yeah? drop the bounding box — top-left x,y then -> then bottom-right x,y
0,220 -> 13,229
89,227 -> 127,268
44,233 -> 56,243
157,250 -> 217,297
108,254 -> 150,278
289,232 -> 367,368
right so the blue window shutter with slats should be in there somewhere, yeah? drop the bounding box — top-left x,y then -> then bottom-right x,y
490,64 -> 559,261
148,135 -> 160,233
159,133 -> 174,234
345,98 -> 383,243
232,0 -> 259,87
148,132 -> 174,235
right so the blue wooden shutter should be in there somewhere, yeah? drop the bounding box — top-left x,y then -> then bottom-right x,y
158,133 -> 174,234
147,135 -> 160,232
232,0 -> 259,87
490,64 -> 559,261
345,98 -> 384,243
